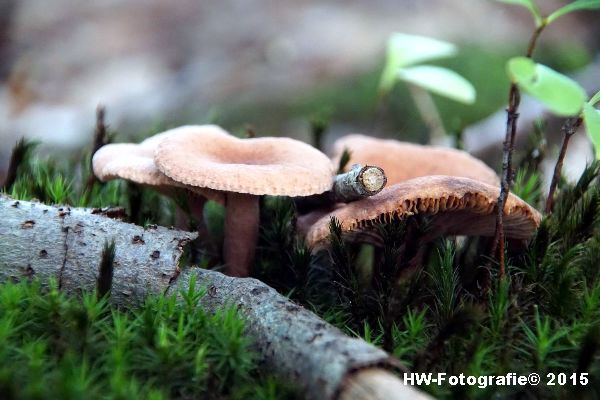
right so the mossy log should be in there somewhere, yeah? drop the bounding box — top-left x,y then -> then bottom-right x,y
0,195 -> 429,400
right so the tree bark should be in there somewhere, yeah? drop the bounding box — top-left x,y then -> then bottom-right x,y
0,196 -> 196,306
0,195 -> 428,400
339,369 -> 430,400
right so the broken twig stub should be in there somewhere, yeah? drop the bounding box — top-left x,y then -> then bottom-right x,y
295,164 -> 387,214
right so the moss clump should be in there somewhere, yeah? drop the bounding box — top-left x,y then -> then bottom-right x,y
0,278 -> 297,399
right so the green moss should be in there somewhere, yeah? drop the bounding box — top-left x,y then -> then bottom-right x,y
0,279 -> 297,400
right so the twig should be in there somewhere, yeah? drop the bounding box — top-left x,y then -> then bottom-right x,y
545,117 -> 583,214
334,164 -> 387,201
492,24 -> 545,278
0,195 -> 428,400
492,85 -> 521,278
295,164 -> 387,214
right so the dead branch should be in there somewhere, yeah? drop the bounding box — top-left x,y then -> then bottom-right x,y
545,117 -> 583,214
0,195 -> 428,400
295,164 -> 387,214
0,195 -> 195,305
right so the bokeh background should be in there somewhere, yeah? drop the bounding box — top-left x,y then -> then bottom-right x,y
1,0 -> 599,182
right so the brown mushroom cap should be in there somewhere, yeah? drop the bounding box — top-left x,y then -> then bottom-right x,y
330,134 -> 500,186
92,128 -> 223,203
155,126 -> 334,196
299,175 -> 541,250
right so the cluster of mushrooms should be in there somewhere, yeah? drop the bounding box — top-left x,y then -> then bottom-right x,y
93,126 -> 541,277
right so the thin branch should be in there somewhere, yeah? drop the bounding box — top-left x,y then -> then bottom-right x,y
493,85 -> 521,278
545,117 -> 583,214
492,23 -> 545,278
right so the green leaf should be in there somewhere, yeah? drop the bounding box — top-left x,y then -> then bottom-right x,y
496,0 -> 543,26
397,65 -> 476,104
507,57 -> 537,81
507,57 -> 586,116
583,103 -> 600,158
589,90 -> 600,106
547,0 -> 600,24
379,33 -> 457,94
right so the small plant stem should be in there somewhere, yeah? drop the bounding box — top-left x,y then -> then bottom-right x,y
545,117 -> 583,214
526,24 -> 546,58
408,84 -> 448,144
493,85 -> 521,278
492,24 -> 545,278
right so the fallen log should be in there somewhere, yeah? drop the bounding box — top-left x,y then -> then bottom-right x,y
0,195 -> 430,400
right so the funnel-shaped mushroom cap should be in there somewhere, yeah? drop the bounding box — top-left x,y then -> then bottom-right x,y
331,134 -> 500,186
92,128 -> 223,203
155,126 -> 334,196
299,175 -> 541,249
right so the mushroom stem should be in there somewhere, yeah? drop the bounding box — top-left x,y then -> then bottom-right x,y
223,192 -> 259,277
174,194 -> 221,263
295,164 -> 387,214
188,195 -> 208,225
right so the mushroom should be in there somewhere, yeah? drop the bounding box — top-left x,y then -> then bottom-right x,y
93,128 -> 223,202
330,134 -> 500,186
92,127 -> 224,258
154,126 -> 334,277
298,175 -> 541,251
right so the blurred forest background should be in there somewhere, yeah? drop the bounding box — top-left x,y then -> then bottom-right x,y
1,0 -> 599,183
